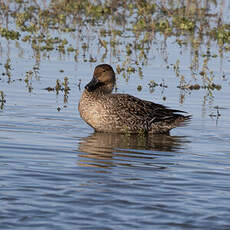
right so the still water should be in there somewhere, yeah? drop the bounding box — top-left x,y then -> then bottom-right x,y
1,4 -> 230,229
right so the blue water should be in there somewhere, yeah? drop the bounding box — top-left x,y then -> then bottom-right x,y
1,8 -> 230,230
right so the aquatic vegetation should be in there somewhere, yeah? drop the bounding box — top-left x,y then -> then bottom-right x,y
45,77 -> 70,93
0,28 -> 20,40
0,91 -> 6,102
24,70 -> 33,92
137,85 -> 142,91
0,91 -> 6,110
3,58 -> 11,81
44,77 -> 71,109
0,0 -> 230,105
148,79 -> 168,93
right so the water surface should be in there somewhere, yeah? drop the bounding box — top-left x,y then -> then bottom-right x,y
1,1 -> 230,229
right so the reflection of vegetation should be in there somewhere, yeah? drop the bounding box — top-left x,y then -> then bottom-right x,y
45,77 -> 70,94
24,70 -> 33,92
0,91 -> 6,109
4,58 -> 11,82
209,106 -> 221,118
45,77 -> 70,109
0,0 -> 229,104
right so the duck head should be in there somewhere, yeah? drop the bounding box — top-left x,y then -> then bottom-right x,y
85,64 -> 116,94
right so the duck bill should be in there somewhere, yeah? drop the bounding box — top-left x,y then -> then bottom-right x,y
85,77 -> 103,92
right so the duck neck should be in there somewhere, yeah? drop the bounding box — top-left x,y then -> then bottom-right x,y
83,88 -> 108,99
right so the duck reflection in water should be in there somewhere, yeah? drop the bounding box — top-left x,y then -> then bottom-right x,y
77,132 -> 188,169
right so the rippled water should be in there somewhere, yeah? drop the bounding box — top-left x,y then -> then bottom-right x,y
1,28 -> 230,230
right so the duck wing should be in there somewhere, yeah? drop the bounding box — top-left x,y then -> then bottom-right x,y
108,94 -> 186,124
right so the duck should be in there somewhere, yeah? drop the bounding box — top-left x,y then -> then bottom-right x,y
78,64 -> 190,134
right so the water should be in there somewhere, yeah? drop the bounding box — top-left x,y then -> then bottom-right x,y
1,2 -> 230,229
1,52 -> 230,229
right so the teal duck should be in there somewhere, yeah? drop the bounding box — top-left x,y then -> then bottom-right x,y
78,64 -> 190,134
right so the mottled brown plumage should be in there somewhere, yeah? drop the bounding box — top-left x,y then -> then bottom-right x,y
78,64 -> 190,134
